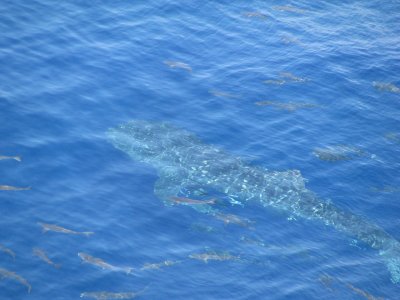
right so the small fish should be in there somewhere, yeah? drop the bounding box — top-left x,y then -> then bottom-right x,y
209,89 -> 240,99
214,212 -> 253,228
140,260 -> 180,271
313,151 -> 348,162
38,222 -> 94,236
140,263 -> 161,271
345,283 -> 384,300
33,247 -> 61,269
0,244 -> 16,260
255,100 -> 278,107
164,60 -> 192,72
369,186 -> 400,193
263,79 -> 286,85
384,132 -> 400,143
81,286 -> 149,300
318,273 -> 335,292
255,101 -> 318,111
373,81 -> 400,94
0,185 -> 31,191
189,251 -> 239,263
279,72 -> 309,83
0,267 -> 31,293
78,252 -> 133,274
169,196 -> 216,205
0,155 -> 21,162
281,35 -> 301,45
313,145 -> 366,162
272,5 -> 305,14
242,11 -> 268,19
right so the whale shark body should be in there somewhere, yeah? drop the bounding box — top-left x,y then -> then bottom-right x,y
106,120 -> 400,283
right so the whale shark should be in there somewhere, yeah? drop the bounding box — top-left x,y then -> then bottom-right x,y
106,120 -> 400,283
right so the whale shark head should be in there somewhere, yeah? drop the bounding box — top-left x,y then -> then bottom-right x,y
106,120 -> 200,163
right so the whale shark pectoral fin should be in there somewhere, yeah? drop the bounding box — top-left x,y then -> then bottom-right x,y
380,245 -> 400,284
386,256 -> 400,284
154,171 -> 186,205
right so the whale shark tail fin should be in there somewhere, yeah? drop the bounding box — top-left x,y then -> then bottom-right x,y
381,244 -> 400,284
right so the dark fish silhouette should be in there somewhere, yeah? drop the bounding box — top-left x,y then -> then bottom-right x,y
214,212 -> 253,228
0,267 -> 31,293
242,12 -> 268,19
169,196 -> 216,205
81,286 -> 148,299
209,89 -> 240,99
0,155 -> 21,162
0,185 -> 30,191
373,81 -> 400,94
38,222 -> 94,236
345,283 -> 384,300
313,145 -> 366,162
164,60 -> 192,72
0,244 -> 15,260
189,251 -> 239,263
263,79 -> 286,85
279,72 -> 309,83
255,100 -> 318,111
272,5 -> 306,14
78,252 -> 133,274
141,260 -> 180,271
33,247 -> 61,269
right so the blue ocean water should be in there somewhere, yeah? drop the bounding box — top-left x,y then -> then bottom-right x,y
1,0 -> 399,299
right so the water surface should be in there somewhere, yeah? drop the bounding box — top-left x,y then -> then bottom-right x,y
0,1 -> 399,299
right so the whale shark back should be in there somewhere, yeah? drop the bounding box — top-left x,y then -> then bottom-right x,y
107,120 -> 400,284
